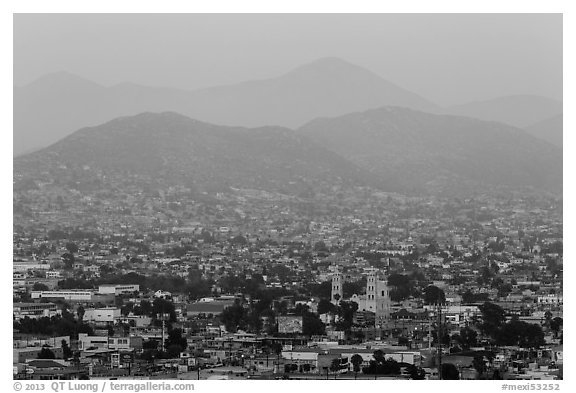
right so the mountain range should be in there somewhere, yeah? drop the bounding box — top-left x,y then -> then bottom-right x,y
14,57 -> 438,156
14,112 -> 378,198
298,107 -> 562,195
14,109 -> 562,197
17,57 -> 562,157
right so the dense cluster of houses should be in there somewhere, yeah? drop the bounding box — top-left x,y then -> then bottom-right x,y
13,188 -> 562,380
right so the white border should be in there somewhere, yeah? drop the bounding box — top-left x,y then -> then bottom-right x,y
3,2 -> 573,392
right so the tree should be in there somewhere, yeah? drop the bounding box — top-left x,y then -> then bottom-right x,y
142,340 -> 159,350
77,305 -> 85,321
58,277 -> 93,289
343,280 -> 366,298
408,364 -> 426,380
32,282 -> 49,291
165,328 -> 187,353
121,302 -> 134,317
61,253 -> 75,269
317,299 -> 336,315
441,363 -> 460,380
544,310 -> 553,325
269,265 -> 292,284
497,283 -> 513,298
220,300 -> 263,333
373,349 -> 385,364
496,320 -> 545,348
230,235 -> 248,246
363,351 -> 401,375
220,302 -> 246,333
351,354 -> 363,374
65,242 -> 79,254
550,317 -> 563,338
388,273 -> 417,301
62,340 -> 73,359
38,345 -> 55,359
423,285 -> 445,305
335,301 -> 357,332
457,326 -> 478,349
152,298 -> 177,322
309,281 -> 332,298
166,344 -> 183,358
303,312 -> 325,336
478,302 -> 506,338
472,355 -> 487,376
186,272 -> 212,300
330,358 -> 342,372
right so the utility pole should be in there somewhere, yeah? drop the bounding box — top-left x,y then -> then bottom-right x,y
428,317 -> 432,350
161,318 -> 166,352
437,303 -> 442,380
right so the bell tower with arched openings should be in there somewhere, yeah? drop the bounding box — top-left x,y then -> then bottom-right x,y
331,267 -> 344,305
365,268 -> 391,327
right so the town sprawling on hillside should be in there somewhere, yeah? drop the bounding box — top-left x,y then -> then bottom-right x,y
12,22 -> 563,381
13,179 -> 563,380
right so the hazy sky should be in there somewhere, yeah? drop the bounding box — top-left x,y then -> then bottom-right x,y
14,13 -> 562,106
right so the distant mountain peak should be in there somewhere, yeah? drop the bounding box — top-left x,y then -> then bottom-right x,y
22,71 -> 103,90
300,56 -> 362,68
14,58 -> 438,155
284,56 -> 380,78
102,111 -> 214,130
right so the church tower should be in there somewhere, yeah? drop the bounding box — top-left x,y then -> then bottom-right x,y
331,268 -> 344,305
375,272 -> 391,328
365,269 -> 391,327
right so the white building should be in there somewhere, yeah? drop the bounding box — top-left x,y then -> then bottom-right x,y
334,267 -> 391,327
78,333 -> 142,351
537,294 -> 563,305
13,262 -> 51,272
13,302 -> 60,320
45,271 -> 62,279
154,290 -> 172,299
31,290 -> 94,301
98,284 -> 140,296
83,307 -> 121,324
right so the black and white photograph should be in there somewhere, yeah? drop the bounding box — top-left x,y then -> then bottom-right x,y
7,4 -> 568,387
